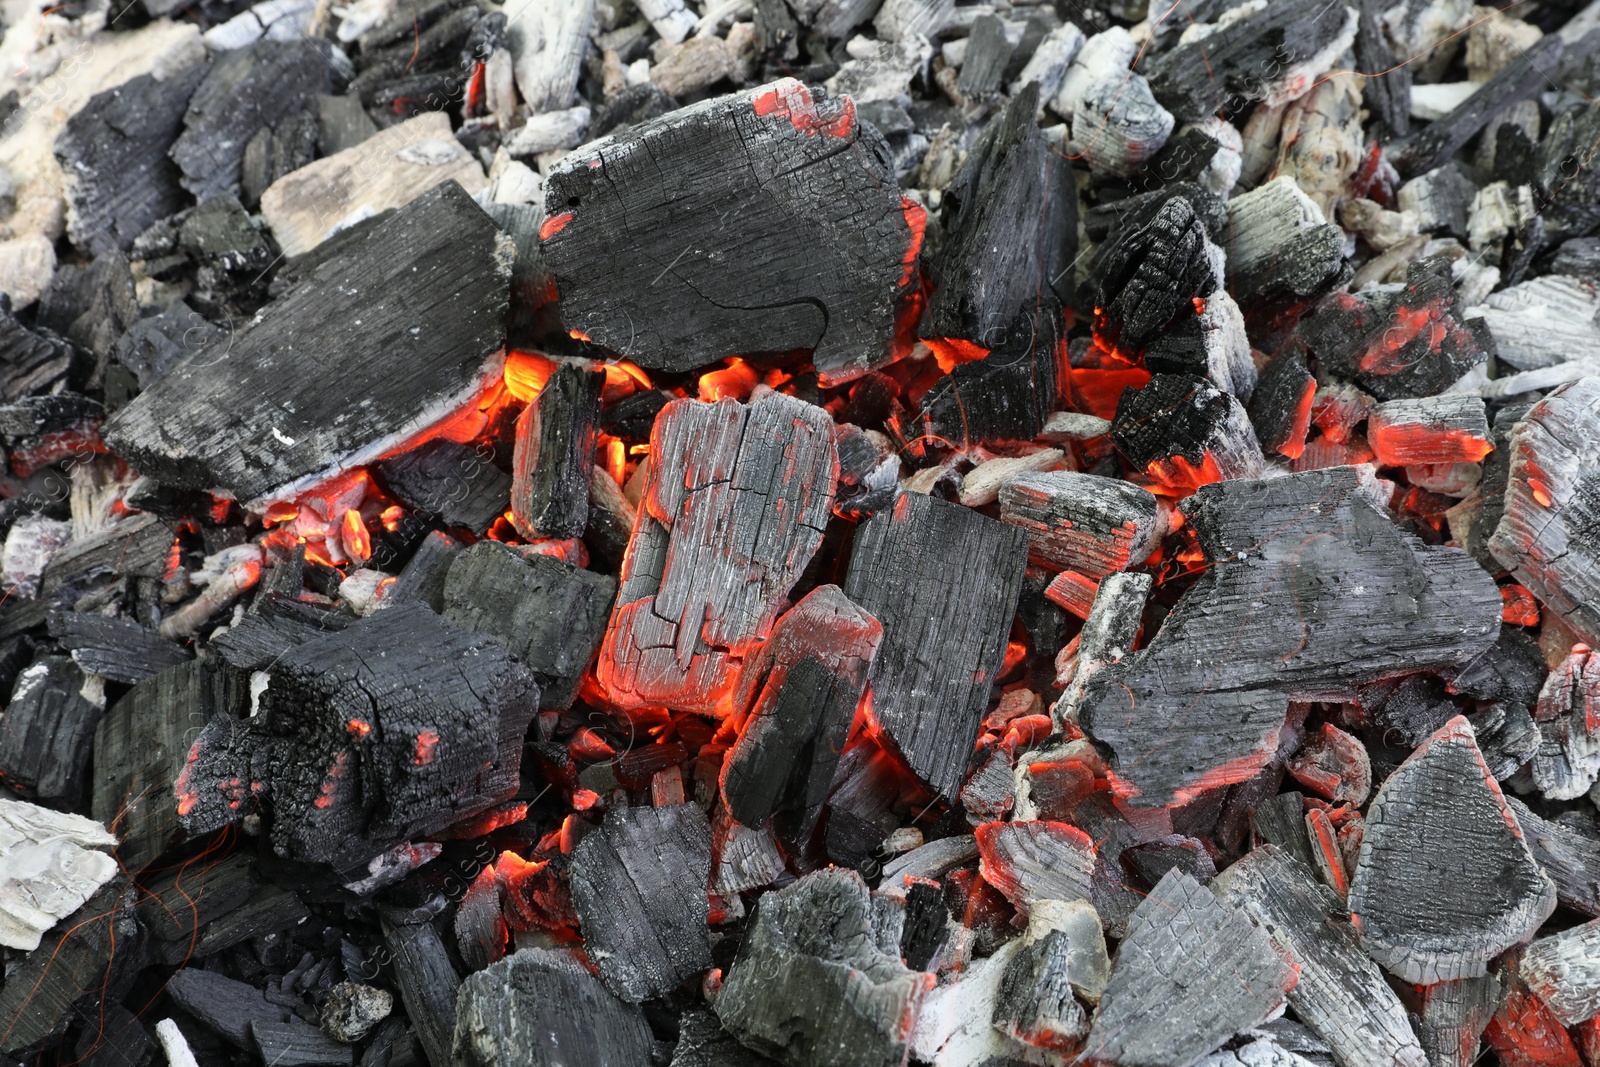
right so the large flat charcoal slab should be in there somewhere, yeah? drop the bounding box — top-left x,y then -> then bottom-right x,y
453,948 -> 654,1067
104,181 -> 512,503
569,804 -> 712,1002
0,655 -> 104,807
443,541 -> 614,710
510,362 -> 603,539
720,584 -> 880,849
55,61 -> 209,255
1488,377 -> 1600,646
374,440 -> 513,535
597,393 -> 835,715
541,79 -> 920,385
249,1020 -> 353,1066
382,919 -> 460,1067
998,470 -> 1161,578
170,40 -> 340,201
918,301 -> 1062,448
919,85 -> 1074,349
715,868 -> 930,1067
175,603 -> 538,871
843,491 -> 1028,797
1349,717 -> 1556,984
1079,466 -> 1502,806
1214,845 -> 1427,1067
1085,869 -> 1297,1067
48,612 -> 192,684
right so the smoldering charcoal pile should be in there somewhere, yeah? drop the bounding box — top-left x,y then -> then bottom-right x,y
7,0 -> 1600,1062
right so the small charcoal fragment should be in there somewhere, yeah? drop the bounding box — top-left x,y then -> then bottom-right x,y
918,300 -> 1063,447
998,470 -> 1162,578
0,655 -> 104,808
975,819 -> 1096,915
1111,373 -> 1265,495
511,362 -> 604,539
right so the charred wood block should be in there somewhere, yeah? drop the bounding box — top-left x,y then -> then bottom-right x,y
671,1008 -> 777,1067
1252,791 -> 1317,872
40,513 -> 173,598
918,300 -> 1062,448
992,930 -> 1088,1048
1079,466 -> 1502,806
250,1020 -> 352,1066
1111,373 -> 1265,492
715,868 -> 930,1067
384,530 -> 463,612
511,362 -> 603,539
542,80 -> 920,385
0,800 -> 117,951
442,541 -> 615,710
1517,917 -> 1600,1026
843,492 -> 1028,796
1529,646 -> 1600,801
105,181 -> 511,503
48,612 -> 191,684
0,655 -> 102,807
171,41 -> 339,201
998,470 -> 1161,578
1349,717 -> 1556,984
899,879 -> 949,972
167,969 -> 307,1048
452,948 -> 654,1067
958,14 -> 1015,98
920,85 -> 1074,348
1482,956 -> 1583,1067
975,819 -> 1096,915
721,585 -> 880,848
1073,70 -> 1175,179
1488,377 -> 1600,646
1087,196 -> 1218,353
382,919 -> 460,1067
0,302 -> 75,402
374,441 -> 512,535
178,603 -> 538,870
1248,350 -> 1317,460
598,393 -> 836,715
1085,869 -> 1297,1067
1286,723 -> 1371,806
1355,0 -> 1409,137
1121,835 -> 1216,888
1223,177 -> 1350,306
1416,975 -> 1504,1067
1214,845 -> 1427,1067
1368,396 -> 1492,466
569,803 -> 712,1002
1398,164 -> 1477,239
1506,796 -> 1600,917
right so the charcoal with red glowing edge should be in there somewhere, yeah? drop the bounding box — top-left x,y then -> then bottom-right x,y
918,84 -> 1075,352
1086,196 -> 1219,354
1489,377 -> 1600,647
47,611 -> 192,684
1111,373 -> 1265,493
1484,954 -> 1585,1067
1055,571 -> 1151,725
1367,396 -> 1492,466
1415,975 -> 1504,1067
917,299 -> 1063,448
990,932 -> 1089,1051
1516,916 -> 1600,1026
568,803 -> 712,1002
1529,646 -> 1600,801
1248,349 -> 1318,461
383,530 -> 464,612
999,471 -> 1162,579
511,361 -> 603,540
1084,868 -> 1299,1067
842,491 -> 1029,797
1212,845 -> 1427,1067
713,868 -> 931,1067
1348,717 -> 1557,984
1080,465 -> 1501,806
103,181 -> 513,504
720,584 -> 881,850
374,440 -> 512,535
39,512 -> 174,598
541,79 -> 917,385
442,540 -> 616,711
0,654 -> 104,808
381,917 -> 461,1067
975,819 -> 1096,917
598,391 -> 836,716
1286,723 -> 1372,807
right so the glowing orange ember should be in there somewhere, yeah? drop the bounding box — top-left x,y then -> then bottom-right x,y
346,719 -> 372,738
505,350 -> 557,402
341,509 -> 372,563
413,730 -> 440,766
698,358 -> 760,402
539,212 -> 574,241
752,81 -> 854,138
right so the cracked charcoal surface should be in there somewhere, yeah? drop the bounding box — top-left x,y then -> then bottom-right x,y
1087,197 -> 1218,352
918,300 -> 1062,448
598,390 -> 837,715
1349,717 -> 1557,984
975,819 -> 1096,916
998,470 -> 1162,578
511,361 -> 604,540
1111,372 -> 1265,484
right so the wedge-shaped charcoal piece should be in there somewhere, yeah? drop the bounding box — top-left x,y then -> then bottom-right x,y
104,181 -> 511,503
1368,396 -> 1492,466
1529,647 -> 1600,801
511,362 -> 603,539
1249,350 -> 1318,460
136,854 -> 297,963
920,86 -> 1074,349
1416,976 -> 1503,1067
1506,796 -> 1600,917
1224,177 -> 1350,306
542,79 -> 920,385
715,868 -> 931,1067
175,603 -> 538,871
442,541 -> 615,710
910,939 -> 1029,1066
721,585 -> 880,848
167,970 -> 304,1048
1489,377 -> 1600,646
55,62 -> 209,255
918,301 -> 1062,447
1086,869 -> 1298,1067
40,513 -> 173,597
992,930 -> 1090,1050
453,947 -> 653,1067
670,1009 -> 776,1067
1483,956 -> 1582,1067
1087,197 -> 1218,353
383,918 -> 460,1067
975,819 -> 1095,915
374,441 -> 512,535
0,655 -> 104,807
1214,845 -> 1427,1067
844,492 -> 1028,796
1079,467 -> 1502,806
569,804 -> 712,1002
48,612 -> 192,684
1349,717 -> 1556,984
387,530 -> 463,611
1057,572 -> 1152,723
999,471 -> 1161,578
0,799 -> 118,951
1112,373 -> 1265,494
171,40 -> 338,201
1517,918 -> 1600,1026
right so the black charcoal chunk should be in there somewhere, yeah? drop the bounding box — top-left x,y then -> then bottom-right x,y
382,919 -> 460,1067
1111,373 -> 1264,489
1505,797 -> 1600,918
48,612 -> 191,684
375,441 -> 512,535
1087,197 -> 1218,352
918,300 -> 1062,448
0,655 -> 103,807
511,362 -> 603,539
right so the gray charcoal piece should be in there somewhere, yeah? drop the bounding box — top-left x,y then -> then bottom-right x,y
1505,796 -> 1600,917
1413,975 -> 1503,1067
569,804 -> 713,1002
670,1009 -> 777,1067
1349,717 -> 1556,984
0,655 -> 104,808
1085,869 -> 1298,1067
47,611 -> 192,684
998,471 -> 1162,578
451,948 -> 653,1067
1517,916 -> 1600,1025
991,929 -> 1090,1048
976,819 -> 1096,915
